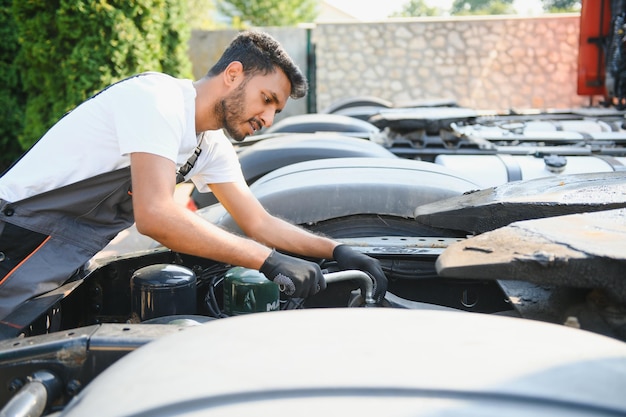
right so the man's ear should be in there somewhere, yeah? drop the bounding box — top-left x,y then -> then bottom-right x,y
224,61 -> 244,87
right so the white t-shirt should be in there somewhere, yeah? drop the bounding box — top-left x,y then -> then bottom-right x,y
0,72 -> 243,202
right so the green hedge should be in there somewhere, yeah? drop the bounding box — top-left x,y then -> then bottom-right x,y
0,0 -> 25,172
9,0 -> 193,153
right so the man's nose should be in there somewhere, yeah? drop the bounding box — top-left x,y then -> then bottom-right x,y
261,109 -> 276,128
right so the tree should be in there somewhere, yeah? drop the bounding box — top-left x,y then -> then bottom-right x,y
542,0 -> 581,13
187,0 -> 220,29
451,0 -> 516,15
0,0 -> 25,172
12,0 -> 193,149
217,0 -> 318,27
391,0 -> 442,17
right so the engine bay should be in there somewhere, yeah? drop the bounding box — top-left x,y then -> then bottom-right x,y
52,238 -> 512,332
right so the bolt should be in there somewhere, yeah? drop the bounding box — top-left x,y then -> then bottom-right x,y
564,316 -> 581,329
89,285 -> 101,297
66,379 -> 82,396
7,378 -> 24,393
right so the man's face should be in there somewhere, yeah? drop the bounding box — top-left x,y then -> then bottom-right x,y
217,70 -> 291,142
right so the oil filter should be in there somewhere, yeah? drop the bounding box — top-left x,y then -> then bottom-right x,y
131,264 -> 196,322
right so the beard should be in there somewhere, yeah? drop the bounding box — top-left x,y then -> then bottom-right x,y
215,82 -> 249,142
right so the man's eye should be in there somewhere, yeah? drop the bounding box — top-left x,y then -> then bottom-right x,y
263,94 -> 270,103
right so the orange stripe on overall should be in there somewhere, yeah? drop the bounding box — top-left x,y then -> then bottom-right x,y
0,235 -> 52,287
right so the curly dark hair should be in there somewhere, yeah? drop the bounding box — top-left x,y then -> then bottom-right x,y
207,30 -> 308,99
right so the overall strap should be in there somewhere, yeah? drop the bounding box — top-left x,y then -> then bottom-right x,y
176,144 -> 202,184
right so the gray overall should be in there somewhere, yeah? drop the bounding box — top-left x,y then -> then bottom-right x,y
0,72 -> 203,322
0,167 -> 134,320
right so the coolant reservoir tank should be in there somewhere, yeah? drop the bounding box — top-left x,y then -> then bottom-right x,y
223,267 -> 280,315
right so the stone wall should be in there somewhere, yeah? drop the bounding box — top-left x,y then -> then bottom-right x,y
189,14 -> 587,118
313,14 -> 585,111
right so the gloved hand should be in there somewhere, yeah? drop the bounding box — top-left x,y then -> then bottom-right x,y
260,250 -> 327,298
333,244 -> 387,304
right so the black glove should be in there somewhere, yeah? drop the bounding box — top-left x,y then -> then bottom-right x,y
333,244 -> 387,303
260,250 -> 327,298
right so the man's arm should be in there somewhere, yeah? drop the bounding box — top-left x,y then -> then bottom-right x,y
130,152 -> 326,298
210,180 -> 388,302
209,180 -> 338,259
130,152 -> 272,269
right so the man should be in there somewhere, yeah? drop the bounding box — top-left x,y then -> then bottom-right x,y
0,30 -> 386,320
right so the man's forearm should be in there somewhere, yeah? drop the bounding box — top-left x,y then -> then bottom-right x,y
138,204 -> 273,269
247,216 -> 338,260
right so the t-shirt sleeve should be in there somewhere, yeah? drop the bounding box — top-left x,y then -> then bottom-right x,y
190,131 -> 245,193
113,75 -> 187,162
